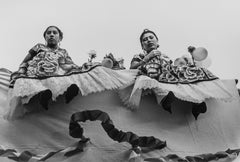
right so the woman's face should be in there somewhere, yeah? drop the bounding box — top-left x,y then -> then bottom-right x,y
44,27 -> 61,47
141,33 -> 158,53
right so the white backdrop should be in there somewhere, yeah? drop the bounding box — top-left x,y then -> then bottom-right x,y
0,0 -> 240,86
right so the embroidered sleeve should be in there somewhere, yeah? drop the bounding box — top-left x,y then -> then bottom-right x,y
19,44 -> 42,69
28,43 -> 42,56
65,51 -> 76,65
58,49 -> 75,65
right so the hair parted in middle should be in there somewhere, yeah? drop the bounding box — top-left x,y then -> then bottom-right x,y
43,26 -> 63,41
140,29 -> 158,44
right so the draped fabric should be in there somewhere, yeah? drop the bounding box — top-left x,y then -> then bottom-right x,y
69,110 -> 166,152
0,109 -> 239,162
9,65 -> 137,101
6,65 -> 138,119
120,77 -> 235,119
0,82 -> 240,161
118,75 -> 236,110
120,54 -> 236,110
5,44 -> 138,120
0,143 -> 239,162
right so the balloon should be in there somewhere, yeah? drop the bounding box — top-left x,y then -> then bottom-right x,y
201,56 -> 212,68
195,56 -> 212,68
192,47 -> 208,61
101,58 -> 113,69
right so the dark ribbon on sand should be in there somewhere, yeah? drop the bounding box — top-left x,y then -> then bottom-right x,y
68,110 -> 166,155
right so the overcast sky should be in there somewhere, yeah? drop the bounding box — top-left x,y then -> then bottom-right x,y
0,0 -> 240,86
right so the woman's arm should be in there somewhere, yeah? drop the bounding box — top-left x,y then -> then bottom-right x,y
59,50 -> 79,70
17,44 -> 40,73
10,52 -> 35,80
130,60 -> 146,69
17,51 -> 37,74
130,53 -> 146,69
130,50 -> 162,69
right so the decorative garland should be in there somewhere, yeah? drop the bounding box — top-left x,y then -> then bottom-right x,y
69,110 -> 167,153
144,148 -> 240,162
0,145 -> 239,162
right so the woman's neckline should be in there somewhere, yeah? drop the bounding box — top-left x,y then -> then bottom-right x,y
46,44 -> 60,51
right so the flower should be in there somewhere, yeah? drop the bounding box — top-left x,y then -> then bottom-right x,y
88,50 -> 97,59
88,50 -> 97,63
116,57 -> 124,64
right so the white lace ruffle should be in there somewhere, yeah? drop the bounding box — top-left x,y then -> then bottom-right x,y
118,75 -> 237,110
5,67 -> 138,119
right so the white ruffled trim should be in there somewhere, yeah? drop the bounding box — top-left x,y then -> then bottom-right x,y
118,85 -> 137,110
5,67 -> 138,119
118,75 -> 237,110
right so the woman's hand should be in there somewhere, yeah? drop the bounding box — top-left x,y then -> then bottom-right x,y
18,67 -> 26,74
143,50 -> 161,63
11,68 -> 26,80
10,72 -> 18,81
61,64 -> 80,72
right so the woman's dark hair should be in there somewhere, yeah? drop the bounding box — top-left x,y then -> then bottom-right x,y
140,29 -> 158,45
43,26 -> 63,40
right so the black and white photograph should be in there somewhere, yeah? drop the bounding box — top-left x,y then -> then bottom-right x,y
0,0 -> 240,161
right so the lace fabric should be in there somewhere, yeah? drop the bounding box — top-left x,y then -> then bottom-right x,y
118,75 -> 237,109
5,66 -> 138,119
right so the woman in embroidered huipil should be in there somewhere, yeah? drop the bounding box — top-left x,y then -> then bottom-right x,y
121,29 -> 234,119
6,26 -> 138,120
11,26 -> 79,109
15,26 -> 79,78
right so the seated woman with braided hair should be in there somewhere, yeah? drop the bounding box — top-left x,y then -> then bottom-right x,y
119,29 -> 235,119
6,26 -> 137,120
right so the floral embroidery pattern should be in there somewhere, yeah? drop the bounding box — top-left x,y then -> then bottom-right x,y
27,51 -> 60,76
24,44 -> 79,77
140,55 -> 218,84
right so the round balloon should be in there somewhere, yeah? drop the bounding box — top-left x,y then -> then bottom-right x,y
195,56 -> 212,68
192,47 -> 208,61
201,56 -> 212,68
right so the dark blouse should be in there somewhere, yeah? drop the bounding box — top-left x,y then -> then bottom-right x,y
20,44 -> 79,77
131,53 -> 217,84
